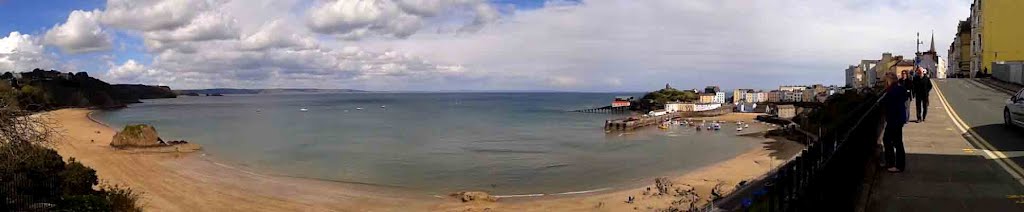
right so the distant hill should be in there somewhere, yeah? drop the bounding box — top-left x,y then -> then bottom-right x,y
175,88 -> 367,96
0,69 -> 176,110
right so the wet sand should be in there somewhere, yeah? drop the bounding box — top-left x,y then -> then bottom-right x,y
47,108 -> 803,211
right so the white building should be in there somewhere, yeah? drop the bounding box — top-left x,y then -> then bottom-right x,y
779,86 -> 806,92
937,57 -> 948,79
713,92 -> 726,104
648,109 -> 668,117
665,102 -> 691,113
666,102 -> 722,112
695,103 -> 722,112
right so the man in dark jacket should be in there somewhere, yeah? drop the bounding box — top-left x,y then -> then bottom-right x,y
900,71 -> 914,122
882,73 -> 908,172
914,68 -> 933,122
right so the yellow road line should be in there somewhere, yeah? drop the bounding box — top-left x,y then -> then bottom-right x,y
934,79 -> 1024,186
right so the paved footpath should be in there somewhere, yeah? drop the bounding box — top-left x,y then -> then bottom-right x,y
862,80 -> 1024,212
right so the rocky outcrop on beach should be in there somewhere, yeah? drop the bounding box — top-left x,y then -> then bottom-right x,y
111,124 -> 162,148
110,124 -> 202,153
450,191 -> 498,203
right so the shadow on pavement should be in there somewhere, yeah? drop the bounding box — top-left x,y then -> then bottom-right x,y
967,124 -> 1024,151
867,153 -> 1024,212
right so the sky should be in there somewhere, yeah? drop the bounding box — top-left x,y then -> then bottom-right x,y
0,0 -> 972,91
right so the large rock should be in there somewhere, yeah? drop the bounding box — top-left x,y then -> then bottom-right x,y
450,191 -> 498,203
110,124 -> 162,148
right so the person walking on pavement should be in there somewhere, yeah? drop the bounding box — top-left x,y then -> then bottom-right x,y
882,73 -> 909,172
900,71 -> 915,122
914,67 -> 933,122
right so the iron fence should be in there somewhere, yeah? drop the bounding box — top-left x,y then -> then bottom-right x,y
710,90 -> 885,211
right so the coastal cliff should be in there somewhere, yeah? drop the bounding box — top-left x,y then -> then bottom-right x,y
1,69 -> 176,110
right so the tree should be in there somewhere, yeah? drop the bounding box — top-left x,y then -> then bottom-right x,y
638,88 -> 699,111
0,81 -> 17,110
18,84 -> 50,110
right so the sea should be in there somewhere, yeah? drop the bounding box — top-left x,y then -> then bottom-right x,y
93,92 -> 761,196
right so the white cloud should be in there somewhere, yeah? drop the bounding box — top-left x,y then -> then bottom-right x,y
239,20 -> 317,51
44,10 -> 113,54
143,11 -> 239,42
100,0 -> 213,31
105,59 -> 169,84
0,32 -> 57,72
306,0 -> 498,39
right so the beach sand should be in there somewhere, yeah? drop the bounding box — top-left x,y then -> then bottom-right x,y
47,108 -> 803,211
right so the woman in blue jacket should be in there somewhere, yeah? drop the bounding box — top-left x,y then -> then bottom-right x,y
881,72 -> 909,172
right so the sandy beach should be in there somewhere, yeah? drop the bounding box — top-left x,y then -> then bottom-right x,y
48,108 -> 803,211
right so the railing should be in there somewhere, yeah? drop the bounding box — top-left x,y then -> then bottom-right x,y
710,90 -> 885,211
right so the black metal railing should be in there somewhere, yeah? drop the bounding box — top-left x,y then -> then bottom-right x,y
710,90 -> 886,211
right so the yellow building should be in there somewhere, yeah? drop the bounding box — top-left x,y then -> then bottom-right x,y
979,0 -> 1024,74
699,93 -> 715,104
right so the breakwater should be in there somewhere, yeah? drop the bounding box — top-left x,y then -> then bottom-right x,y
571,105 -> 630,113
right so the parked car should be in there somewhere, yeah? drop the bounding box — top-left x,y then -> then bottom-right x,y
1006,88 -> 1024,128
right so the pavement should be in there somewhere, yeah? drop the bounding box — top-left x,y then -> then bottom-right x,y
862,78 -> 1024,212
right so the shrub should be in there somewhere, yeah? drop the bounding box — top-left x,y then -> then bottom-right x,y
61,158 -> 99,195
59,195 -> 112,212
102,185 -> 144,212
0,142 -> 66,208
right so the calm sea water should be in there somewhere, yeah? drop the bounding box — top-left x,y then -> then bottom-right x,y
94,92 -> 761,195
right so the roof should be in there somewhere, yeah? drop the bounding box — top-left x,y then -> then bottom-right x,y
896,60 -> 915,66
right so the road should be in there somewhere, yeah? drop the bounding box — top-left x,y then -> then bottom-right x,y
934,78 -> 1024,178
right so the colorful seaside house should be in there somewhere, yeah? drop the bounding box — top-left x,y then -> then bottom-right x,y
612,96 -> 633,107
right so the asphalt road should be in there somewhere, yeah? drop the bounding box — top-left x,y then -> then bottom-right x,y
934,78 -> 1024,167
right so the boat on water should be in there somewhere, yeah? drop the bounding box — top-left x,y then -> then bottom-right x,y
736,127 -> 744,131
299,108 -> 308,112
381,105 -> 386,108
356,107 -> 363,110
713,123 -> 721,131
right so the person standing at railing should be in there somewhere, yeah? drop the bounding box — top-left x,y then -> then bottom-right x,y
913,67 -> 933,122
881,72 -> 909,172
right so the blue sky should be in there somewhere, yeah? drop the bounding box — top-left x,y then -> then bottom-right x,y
0,0 -> 970,91
0,0 -> 104,34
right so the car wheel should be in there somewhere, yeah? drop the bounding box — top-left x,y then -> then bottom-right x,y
1006,109 -> 1014,128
